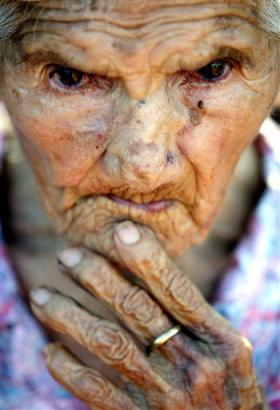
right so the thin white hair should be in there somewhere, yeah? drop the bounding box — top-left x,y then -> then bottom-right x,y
261,0 -> 280,37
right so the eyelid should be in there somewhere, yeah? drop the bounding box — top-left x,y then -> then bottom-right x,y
47,66 -> 94,95
178,59 -> 234,87
45,65 -> 115,96
48,64 -> 89,77
195,57 -> 236,73
200,61 -> 232,82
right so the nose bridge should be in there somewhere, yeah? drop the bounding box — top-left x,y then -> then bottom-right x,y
123,72 -> 163,100
106,90 -> 184,186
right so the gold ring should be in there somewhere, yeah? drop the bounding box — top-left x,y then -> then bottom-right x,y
241,336 -> 253,351
148,325 -> 182,354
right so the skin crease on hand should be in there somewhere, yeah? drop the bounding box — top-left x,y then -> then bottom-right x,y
0,0 -> 280,266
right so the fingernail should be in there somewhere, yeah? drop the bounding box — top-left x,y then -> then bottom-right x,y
58,248 -> 83,268
116,222 -> 140,245
30,288 -> 51,306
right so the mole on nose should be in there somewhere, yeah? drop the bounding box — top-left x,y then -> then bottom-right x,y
137,99 -> 146,107
166,151 -> 176,165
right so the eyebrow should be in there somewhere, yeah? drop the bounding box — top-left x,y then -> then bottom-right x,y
14,11 -> 258,75
16,49 -> 75,69
15,43 -> 254,79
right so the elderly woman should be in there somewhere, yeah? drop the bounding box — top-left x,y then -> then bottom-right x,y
0,1 -> 279,409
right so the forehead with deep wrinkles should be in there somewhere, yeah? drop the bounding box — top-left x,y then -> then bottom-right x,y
14,0 -> 268,80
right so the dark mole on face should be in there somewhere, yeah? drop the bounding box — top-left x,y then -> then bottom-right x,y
137,100 -> 146,107
95,133 -> 106,149
166,151 -> 176,165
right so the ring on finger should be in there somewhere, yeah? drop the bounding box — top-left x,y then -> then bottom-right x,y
147,325 -> 182,355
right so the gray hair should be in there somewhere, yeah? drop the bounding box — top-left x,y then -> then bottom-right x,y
0,1 -> 280,40
261,0 -> 280,37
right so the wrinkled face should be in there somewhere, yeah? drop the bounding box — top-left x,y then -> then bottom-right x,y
1,0 -> 280,258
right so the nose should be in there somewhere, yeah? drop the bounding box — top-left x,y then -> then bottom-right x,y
102,89 -> 186,191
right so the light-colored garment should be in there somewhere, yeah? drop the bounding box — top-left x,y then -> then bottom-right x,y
213,120 -> 280,409
0,111 -> 279,409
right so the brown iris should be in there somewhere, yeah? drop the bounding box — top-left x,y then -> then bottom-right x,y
50,67 -> 85,88
197,60 -> 231,81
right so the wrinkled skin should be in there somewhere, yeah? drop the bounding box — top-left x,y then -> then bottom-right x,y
32,223 -> 264,409
1,0 -> 280,408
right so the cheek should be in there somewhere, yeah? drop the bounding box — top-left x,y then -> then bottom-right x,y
178,86 -> 269,189
178,120 -> 242,173
7,92 -> 112,186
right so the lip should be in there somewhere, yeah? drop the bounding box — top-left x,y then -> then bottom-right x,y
108,195 -> 173,213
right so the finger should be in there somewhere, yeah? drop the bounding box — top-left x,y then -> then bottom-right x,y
58,249 -> 201,368
30,289 -> 171,394
114,221 -> 237,344
113,222 -> 256,388
57,248 -> 172,345
44,343 -> 140,410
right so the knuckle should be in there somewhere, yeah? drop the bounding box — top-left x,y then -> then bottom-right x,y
94,322 -> 133,364
82,317 -> 99,347
119,287 -> 159,324
220,337 -> 256,391
50,303 -> 95,341
164,270 -> 200,309
229,337 -> 253,366
72,369 -> 112,403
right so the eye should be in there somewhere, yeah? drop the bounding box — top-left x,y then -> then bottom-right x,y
49,66 -> 91,89
195,59 -> 232,82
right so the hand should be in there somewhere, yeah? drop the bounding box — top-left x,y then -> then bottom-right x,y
30,221 -> 264,409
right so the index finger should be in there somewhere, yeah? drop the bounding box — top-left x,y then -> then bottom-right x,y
114,221 -> 237,344
114,222 -> 256,392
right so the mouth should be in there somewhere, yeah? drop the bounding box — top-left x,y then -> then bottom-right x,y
108,195 -> 173,213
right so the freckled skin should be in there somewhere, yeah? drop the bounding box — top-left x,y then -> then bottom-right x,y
1,0 -> 280,408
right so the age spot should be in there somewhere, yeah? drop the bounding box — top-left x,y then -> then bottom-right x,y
166,151 -> 176,165
94,133 -> 107,150
137,100 -> 146,107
